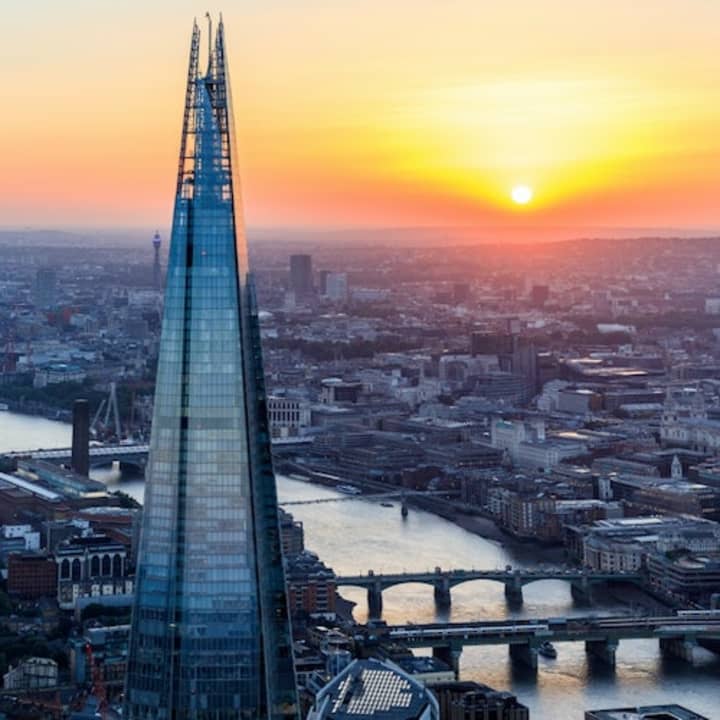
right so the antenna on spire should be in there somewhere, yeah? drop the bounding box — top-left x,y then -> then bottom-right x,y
205,12 -> 213,74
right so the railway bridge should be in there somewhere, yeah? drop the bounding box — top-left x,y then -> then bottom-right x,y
5,437 -> 311,473
358,614 -> 720,676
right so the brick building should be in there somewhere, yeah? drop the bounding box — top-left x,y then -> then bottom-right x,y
7,553 -> 57,600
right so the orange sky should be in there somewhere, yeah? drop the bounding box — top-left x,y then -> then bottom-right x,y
2,1 -> 720,236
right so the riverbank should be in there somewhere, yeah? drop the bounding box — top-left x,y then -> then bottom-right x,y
448,512 -> 567,564
0,400 -> 71,424
283,468 -> 565,565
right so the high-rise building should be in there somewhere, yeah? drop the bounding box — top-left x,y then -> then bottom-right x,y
318,270 -> 331,296
152,230 -> 162,290
453,282 -> 471,305
290,254 -> 313,296
124,18 -> 298,720
34,268 -> 57,309
530,284 -> 549,307
325,272 -> 348,302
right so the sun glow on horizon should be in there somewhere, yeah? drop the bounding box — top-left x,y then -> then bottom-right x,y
511,185 -> 534,205
3,1 -> 720,230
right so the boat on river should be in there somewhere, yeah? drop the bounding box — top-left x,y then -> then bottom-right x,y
538,641 -> 557,659
336,483 -> 362,495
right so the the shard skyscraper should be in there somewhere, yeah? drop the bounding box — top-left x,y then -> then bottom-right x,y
124,18 -> 298,720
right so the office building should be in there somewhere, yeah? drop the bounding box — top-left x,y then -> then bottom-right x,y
325,272 -> 348,302
647,550 -> 720,604
432,681 -> 529,720
71,625 -> 130,689
319,270 -> 331,296
6,552 -> 57,600
308,658 -> 439,720
278,507 -> 305,558
124,19 -> 298,720
290,254 -> 314,296
585,705 -> 708,720
34,268 -> 57,309
268,395 -> 311,438
530,284 -> 549,307
453,282 -> 470,304
3,658 -> 58,691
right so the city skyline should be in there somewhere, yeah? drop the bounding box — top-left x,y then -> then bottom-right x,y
1,4 -> 720,717
3,1 -> 720,237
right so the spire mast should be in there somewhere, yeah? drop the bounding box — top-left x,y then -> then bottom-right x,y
205,11 -> 213,76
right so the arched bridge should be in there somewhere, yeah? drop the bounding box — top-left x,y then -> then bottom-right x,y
336,567 -> 645,616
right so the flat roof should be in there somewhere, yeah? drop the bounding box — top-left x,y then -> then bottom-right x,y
0,472 -> 61,502
314,658 -> 433,720
585,704 -> 708,720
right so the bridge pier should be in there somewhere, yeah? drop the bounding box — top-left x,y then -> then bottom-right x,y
660,637 -> 702,664
433,578 -> 452,610
585,638 -> 618,668
367,584 -> 383,618
504,579 -> 523,606
432,645 -> 462,679
509,641 -> 538,670
571,579 -> 594,605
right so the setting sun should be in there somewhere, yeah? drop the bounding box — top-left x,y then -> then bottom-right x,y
511,185 -> 534,205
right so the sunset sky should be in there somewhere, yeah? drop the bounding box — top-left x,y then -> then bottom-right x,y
2,0 -> 720,237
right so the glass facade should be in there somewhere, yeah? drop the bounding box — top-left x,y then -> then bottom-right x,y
124,20 -> 298,720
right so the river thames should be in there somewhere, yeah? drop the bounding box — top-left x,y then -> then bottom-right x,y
1,410 -> 717,718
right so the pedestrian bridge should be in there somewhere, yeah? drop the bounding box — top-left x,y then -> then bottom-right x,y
358,613 -> 720,674
336,567 -> 645,615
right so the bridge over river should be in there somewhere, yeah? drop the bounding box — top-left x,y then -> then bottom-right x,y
336,567 -> 645,615
358,614 -> 720,674
5,437 -> 312,471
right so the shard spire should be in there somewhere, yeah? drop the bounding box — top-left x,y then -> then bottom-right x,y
124,18 -> 298,720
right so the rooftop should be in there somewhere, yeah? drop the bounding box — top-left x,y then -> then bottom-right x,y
0,471 -> 61,502
585,704 -> 708,720
310,658 -> 437,720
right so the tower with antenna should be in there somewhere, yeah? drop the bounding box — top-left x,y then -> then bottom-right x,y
152,230 -> 162,290
125,16 -> 298,720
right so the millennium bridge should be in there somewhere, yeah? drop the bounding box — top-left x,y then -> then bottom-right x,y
336,567 -> 645,615
357,613 -> 720,674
